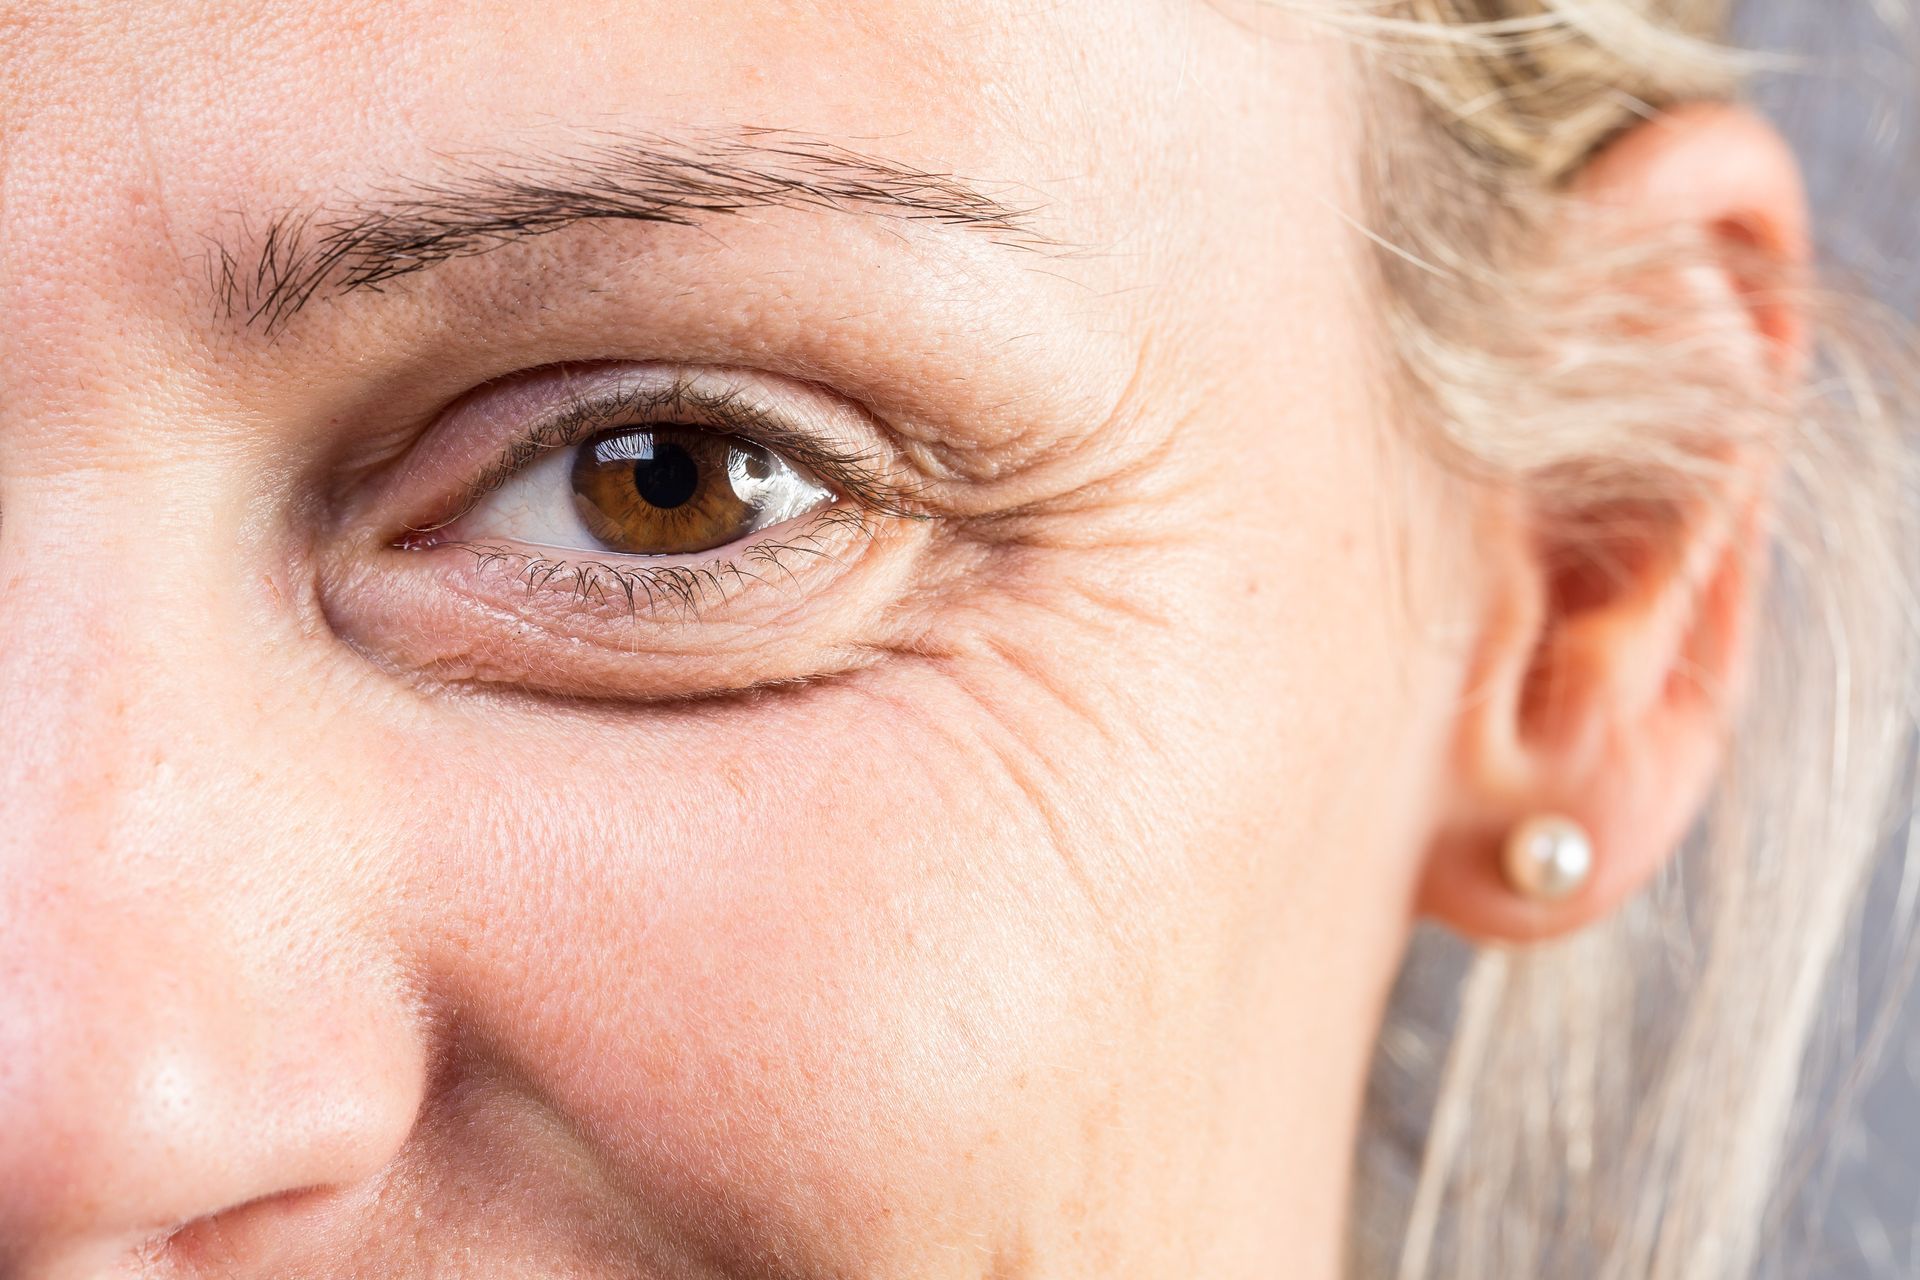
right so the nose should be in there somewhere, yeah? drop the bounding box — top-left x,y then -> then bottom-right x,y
0,561 -> 427,1268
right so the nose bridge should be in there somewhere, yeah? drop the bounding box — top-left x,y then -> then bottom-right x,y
0,496 -> 426,1258
0,486 -> 233,886
0,540 -> 152,827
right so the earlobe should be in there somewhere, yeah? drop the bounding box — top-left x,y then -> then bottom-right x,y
1416,104 -> 1807,946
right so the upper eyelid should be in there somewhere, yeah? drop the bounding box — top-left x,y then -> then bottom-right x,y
407,371 -> 928,538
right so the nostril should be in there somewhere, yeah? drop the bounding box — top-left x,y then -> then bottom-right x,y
142,1185 -> 335,1273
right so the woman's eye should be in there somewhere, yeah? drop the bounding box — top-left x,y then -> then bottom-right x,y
452,424 -> 835,557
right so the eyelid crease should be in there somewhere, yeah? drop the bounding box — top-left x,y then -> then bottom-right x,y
401,371 -> 930,540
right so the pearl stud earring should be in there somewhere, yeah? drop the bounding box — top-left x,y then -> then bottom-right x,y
1502,815 -> 1593,902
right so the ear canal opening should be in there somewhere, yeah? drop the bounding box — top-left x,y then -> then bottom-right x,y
1515,495 -> 1685,751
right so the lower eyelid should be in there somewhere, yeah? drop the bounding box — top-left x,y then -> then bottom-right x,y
324,505 -> 935,702
415,505 -> 882,616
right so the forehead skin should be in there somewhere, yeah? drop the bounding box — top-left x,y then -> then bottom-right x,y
0,3 -> 1469,1278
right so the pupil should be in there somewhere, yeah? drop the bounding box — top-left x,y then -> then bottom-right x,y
631,441 -> 700,510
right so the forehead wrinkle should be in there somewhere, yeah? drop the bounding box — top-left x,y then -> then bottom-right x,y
209,126 -> 1053,334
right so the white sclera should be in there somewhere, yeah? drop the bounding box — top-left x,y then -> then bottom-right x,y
454,436 -> 832,559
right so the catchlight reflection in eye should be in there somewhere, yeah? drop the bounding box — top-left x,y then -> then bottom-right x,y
459,425 -> 835,558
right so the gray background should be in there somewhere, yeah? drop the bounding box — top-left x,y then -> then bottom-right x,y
1742,3 -> 1919,317
1738,3 -> 1920,1274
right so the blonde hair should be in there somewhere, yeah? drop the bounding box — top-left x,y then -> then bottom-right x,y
1280,3 -> 1920,1277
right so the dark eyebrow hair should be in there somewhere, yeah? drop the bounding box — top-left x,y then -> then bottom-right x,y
213,128 -> 1048,332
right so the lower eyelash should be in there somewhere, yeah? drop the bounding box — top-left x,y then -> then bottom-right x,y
443,506 -> 879,620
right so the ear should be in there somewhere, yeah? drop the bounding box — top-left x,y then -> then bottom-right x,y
1417,105 -> 1810,944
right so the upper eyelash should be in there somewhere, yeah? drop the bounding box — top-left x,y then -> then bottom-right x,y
410,374 -> 925,537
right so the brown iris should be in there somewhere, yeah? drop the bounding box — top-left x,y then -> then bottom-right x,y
569,426 -> 778,555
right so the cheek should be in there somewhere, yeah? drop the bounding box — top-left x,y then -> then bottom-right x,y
344,365 -> 1454,1272
379,660 -> 1231,1268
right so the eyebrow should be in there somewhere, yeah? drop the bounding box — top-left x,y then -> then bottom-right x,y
213,128 -> 1047,333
